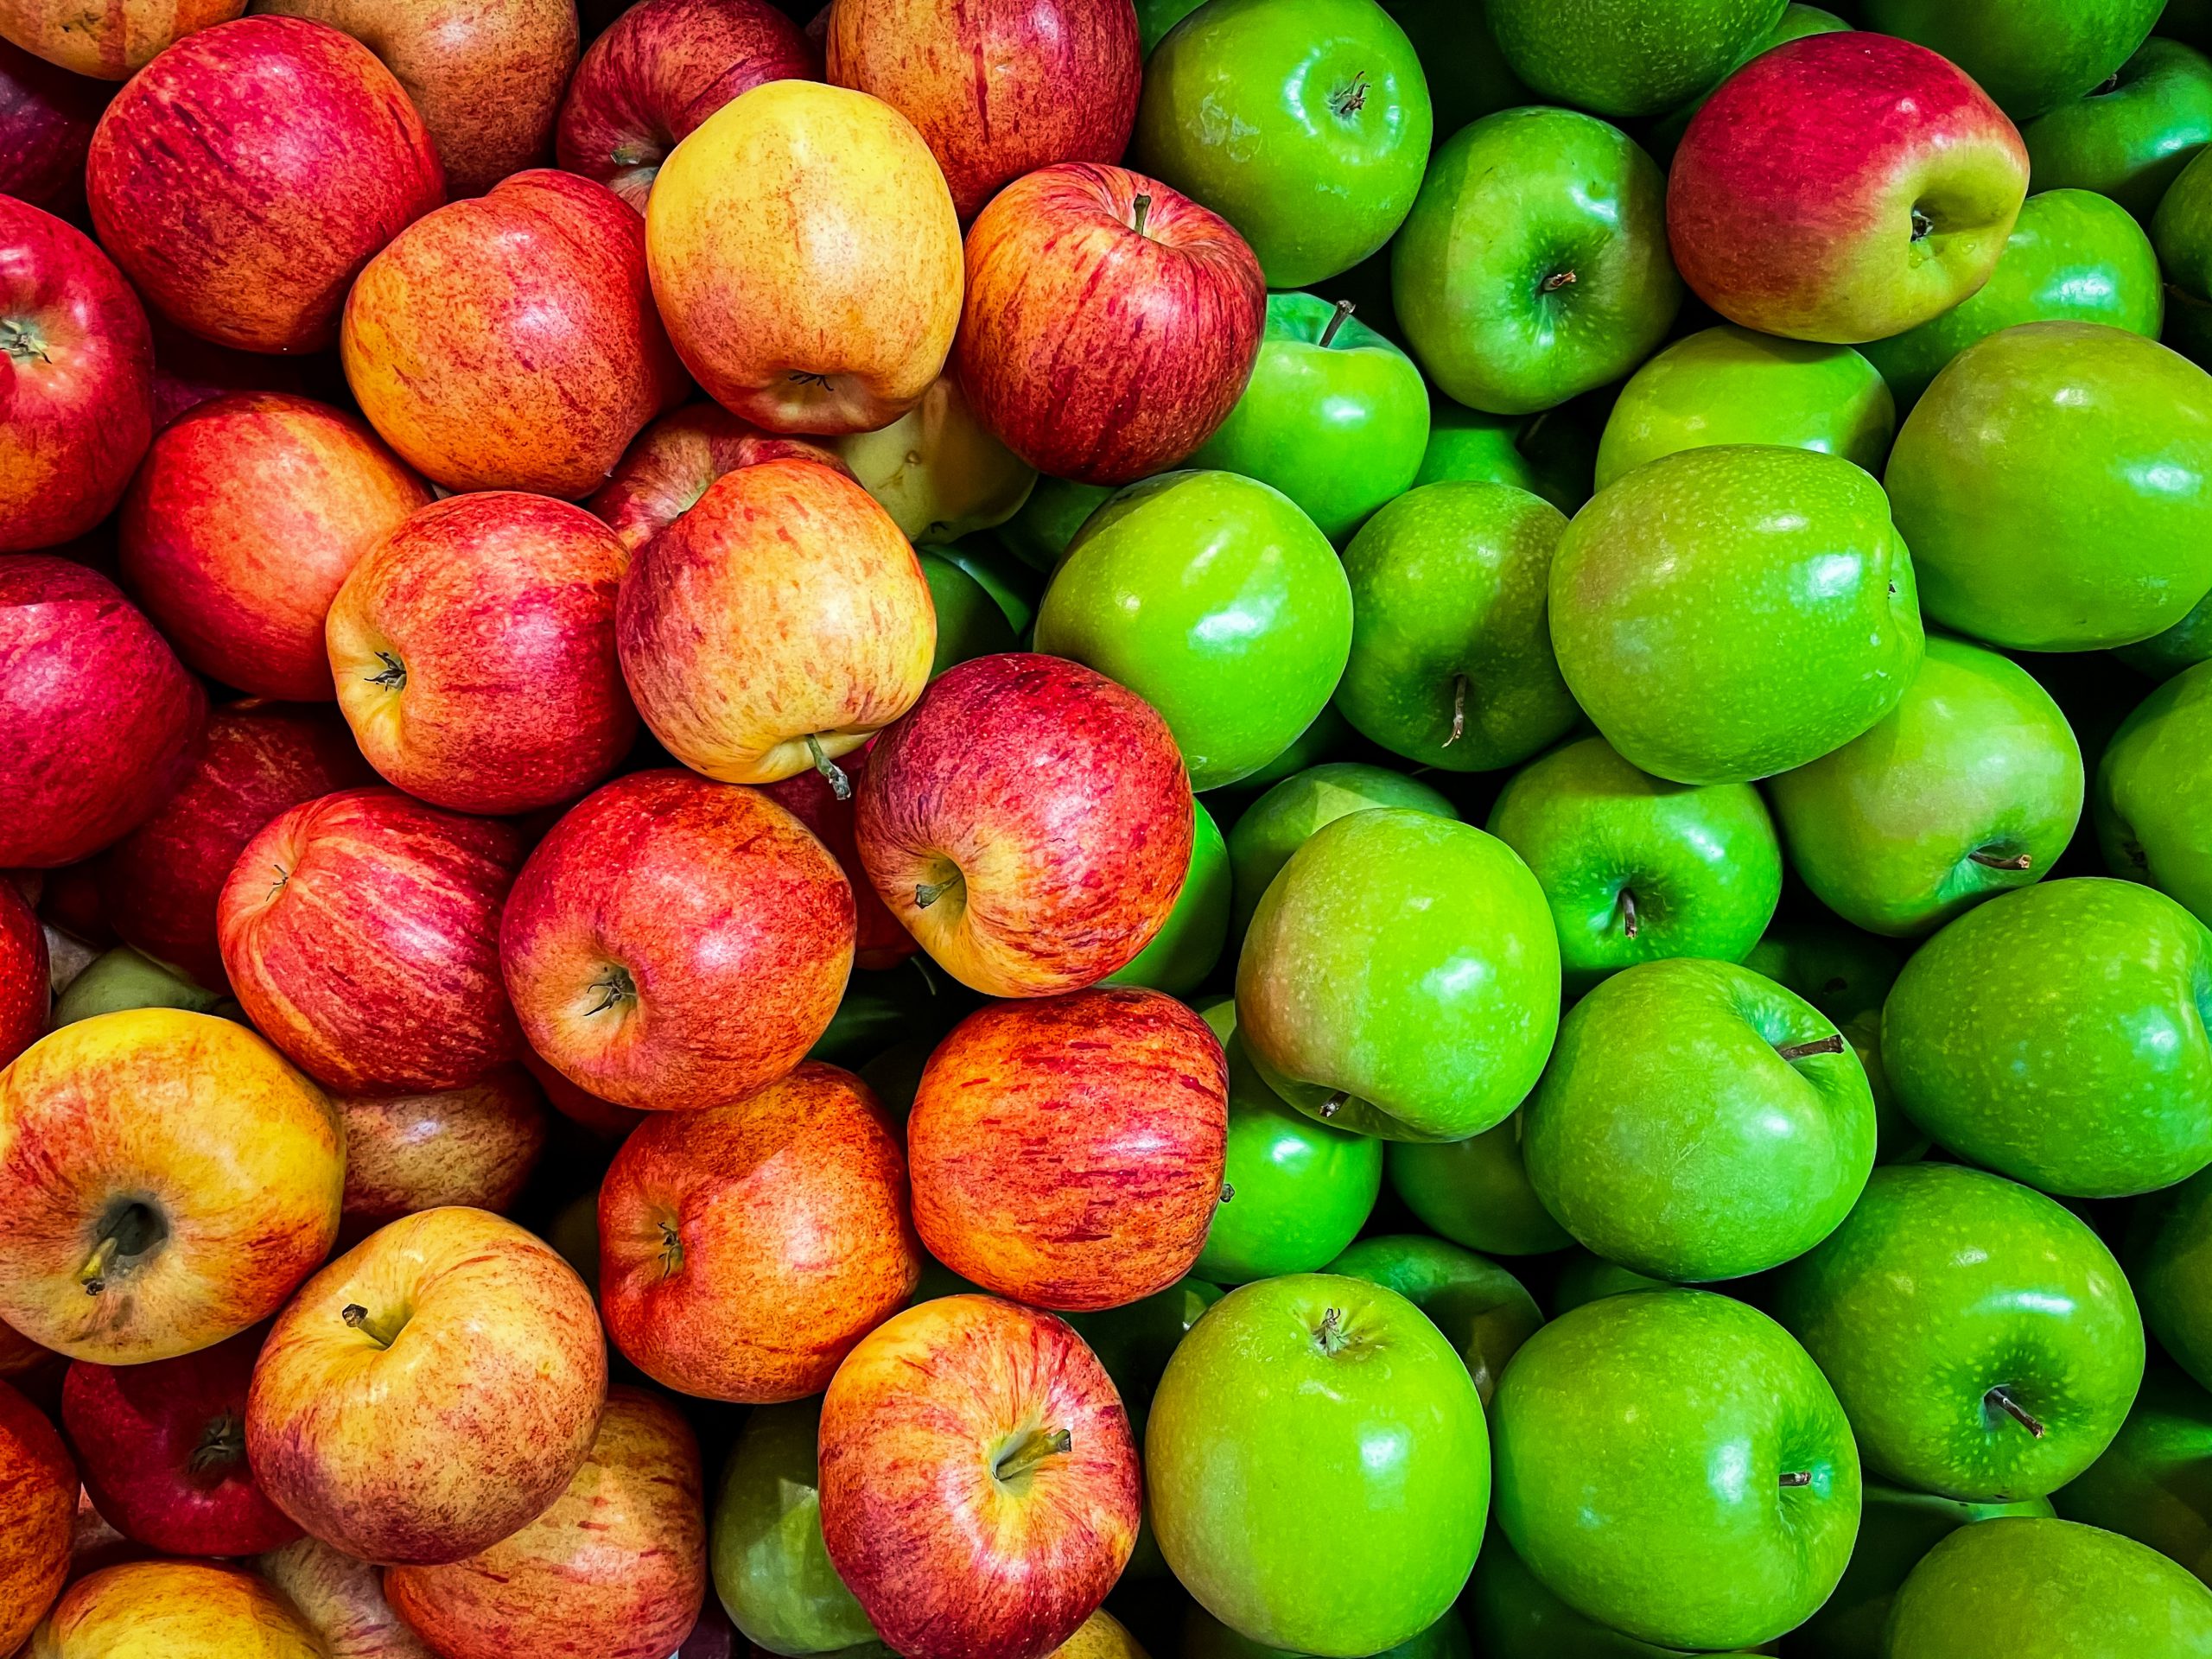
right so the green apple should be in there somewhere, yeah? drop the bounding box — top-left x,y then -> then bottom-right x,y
1335,481 -> 1580,772
2127,1164 -> 2212,1390
2053,1367 -> 2212,1582
1486,734 -> 1783,992
1147,1273 -> 1490,1657
1187,292 -> 1429,544
1214,705 -> 1357,798
1548,444 -> 1924,785
1182,1590 -> 1471,1659
930,537 -> 1042,635
1035,470 -> 1353,789
1105,799 -> 1230,995
1484,0 -> 1787,117
1885,321 -> 2212,651
1326,1234 -> 1543,1403
1740,919 -> 1902,1021
2024,39 -> 2212,219
1642,3 -> 1853,162
1227,761 -> 1459,942
917,550 -> 1018,677
995,474 -> 1109,574
53,944 -> 230,1025
710,1398 -> 883,1656
1135,0 -> 1205,53
2115,589 -> 2212,680
1885,1516 -> 2212,1656
2156,143 -> 2212,365
1491,1287 -> 1860,1651
1859,0 -> 2165,119
1464,1530 -> 1753,1657
1392,108 -> 1681,416
545,1189 -> 600,1296
1386,1114 -> 1573,1257
1236,809 -> 1561,1141
1548,1249 -> 1667,1317
1134,0 -> 1433,287
1770,1162 -> 2145,1502
1414,398 -> 1596,514
2096,659 -> 2212,924
1594,326 -> 1892,491
1375,0 -> 1527,140
1880,877 -> 2212,1197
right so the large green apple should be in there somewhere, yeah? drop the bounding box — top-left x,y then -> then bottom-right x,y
1187,293 -> 1428,544
2053,1367 -> 2212,1582
710,1398 -> 884,1657
52,945 -> 230,1026
1147,1273 -> 1490,1656
2096,659 -> 2212,925
1859,0 -> 2165,120
1491,1288 -> 1860,1651
1386,1114 -> 1572,1257
1104,799 -> 1230,995
1880,877 -> 2212,1197
2116,590 -> 2212,680
1134,0 -> 1433,287
1064,1275 -> 1222,1403
1392,108 -> 1681,416
1414,398 -> 1596,514
1771,1162 -> 2145,1502
1741,919 -> 1902,1023
1885,321 -> 2212,651
1326,1234 -> 1542,1403
1236,809 -> 1560,1141
1486,734 -> 1783,991
1034,470 -> 1353,789
1335,481 -> 1580,772
1484,0 -> 1786,118
1465,1530 -> 1766,1657
2128,1165 -> 2212,1390
2024,39 -> 2212,219
1226,761 -> 1458,941
1642,3 -> 1853,162
1548,444 -> 1924,785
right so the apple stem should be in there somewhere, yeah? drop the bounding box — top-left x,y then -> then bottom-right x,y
994,1425 -> 1072,1483
1775,1034 -> 1847,1063
1970,849 -> 2033,871
1910,206 -> 1933,242
1317,1090 -> 1347,1119
1442,674 -> 1467,747
1778,1470 -> 1814,1488
365,650 -> 406,690
1986,1385 -> 2046,1439
915,871 -> 965,910
341,1303 -> 404,1350
76,1233 -> 121,1297
76,1201 -> 162,1297
1318,300 -> 1357,349
1129,193 -> 1153,239
585,964 -> 637,1019
1618,887 -> 1639,939
804,734 -> 853,802
658,1219 -> 684,1279
1327,71 -> 1370,118
1219,1183 -> 1235,1203
1313,1306 -> 1349,1355
1540,270 -> 1577,294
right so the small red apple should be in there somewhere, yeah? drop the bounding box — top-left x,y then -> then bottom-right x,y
0,1377 -> 73,1654
0,39 -> 106,219
0,877 -> 48,1069
760,743 -> 918,972
336,1068 -> 548,1226
587,403 -> 845,552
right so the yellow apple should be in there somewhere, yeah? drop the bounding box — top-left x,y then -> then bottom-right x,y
28,1560 -> 322,1657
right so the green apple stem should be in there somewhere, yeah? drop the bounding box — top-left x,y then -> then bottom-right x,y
75,1232 -> 121,1296
1617,887 -> 1639,940
365,650 -> 406,690
1318,300 -> 1357,349
341,1303 -> 404,1350
915,871 -> 965,910
994,1425 -> 1072,1482
1129,193 -> 1153,239
188,1412 -> 246,1477
1441,674 -> 1467,747
1778,1470 -> 1814,1488
76,1201 -> 163,1297
1,318 -> 50,364
1313,1306 -> 1349,1355
1775,1034 -> 1847,1063
804,734 -> 853,802
1317,1090 -> 1348,1119
1970,849 -> 2033,871
1986,1385 -> 2046,1439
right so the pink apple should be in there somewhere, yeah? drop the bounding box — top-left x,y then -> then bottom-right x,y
587,402 -> 845,552
0,40 -> 105,220
336,1068 -> 548,1227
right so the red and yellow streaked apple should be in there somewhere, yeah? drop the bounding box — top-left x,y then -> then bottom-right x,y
29,1560 -> 325,1656
336,1069 -> 548,1228
588,404 -> 846,552
252,1536 -> 436,1659
0,1377 -> 72,1655
0,0 -> 244,78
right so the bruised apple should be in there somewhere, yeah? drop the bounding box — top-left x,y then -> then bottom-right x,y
336,1069 -> 547,1225
588,404 -> 844,551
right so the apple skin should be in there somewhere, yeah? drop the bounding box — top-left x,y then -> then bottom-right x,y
1184,1605 -> 1462,1659
0,1378 -> 73,1655
1385,1115 -> 1570,1258
1669,33 -> 2030,344
907,988 -> 1228,1312
29,1560 -> 326,1657
0,1008 -> 343,1364
0,880 -> 48,1070
0,39 -> 106,215
1462,1530 -> 1725,1659
0,199 -> 152,554
254,1536 -> 438,1659
819,1294 -> 1139,1659
327,493 -> 639,816
2024,38 -> 2212,219
557,0 -> 818,212
336,1069 -> 547,1226
219,788 -> 524,1097
86,16 -> 444,354
119,391 -> 434,701
853,652 -> 1193,998
954,162 -> 1266,486
2053,1367 -> 2212,1584
1325,1235 -> 1540,1406
1413,397 -> 1596,514
587,404 -> 844,552
1484,0 -> 1783,118
0,0 -> 246,78
2156,142 -> 2212,365
500,769 -> 855,1112
2098,658 -> 2212,924
1101,797 -> 1228,996
762,747 -> 918,973
1641,1 -> 1853,163
708,1396 -> 880,1656
1859,0 -> 2164,121
2130,1166 -> 2212,1394
1226,762 -> 1457,945
830,372 -> 1037,548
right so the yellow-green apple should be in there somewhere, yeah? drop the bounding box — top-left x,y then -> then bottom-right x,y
761,745 -> 918,972
0,199 -> 152,553
556,0 -> 818,212
254,1537 -> 437,1659
0,1008 -> 343,1363
599,1061 -> 919,1400
384,1386 -> 706,1659
0,0 -> 244,78
335,1069 -> 547,1228
645,79 -> 962,433
907,988 -> 1227,1310
85,16 -> 444,353
29,1560 -> 324,1656
819,1294 -> 1139,1659
954,162 -> 1265,484
327,493 -> 638,815
0,1378 -> 72,1654
588,404 -> 846,551
118,391 -> 435,700
0,557 -> 206,870
342,171 -> 689,498
853,652 -> 1192,996
0,39 -> 107,216
824,0 -> 1139,219
245,1206 -> 607,1565
1669,32 -> 2031,342
499,770 -> 855,1112
616,457 -> 935,788
0,879 -> 48,1069
829,372 -> 1037,544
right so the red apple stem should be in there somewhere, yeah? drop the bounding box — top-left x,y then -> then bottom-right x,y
76,1201 -> 162,1297
1442,674 -> 1467,747
365,650 -> 406,690
1129,193 -> 1153,239
804,735 -> 853,802
1775,1034 -> 1846,1063
1986,1385 -> 2046,1439
994,1426 -> 1072,1483
1778,1470 -> 1814,1488
1970,849 -> 2033,871
1318,300 -> 1357,349
341,1303 -> 404,1350
1618,887 -> 1639,940
1317,1090 -> 1348,1119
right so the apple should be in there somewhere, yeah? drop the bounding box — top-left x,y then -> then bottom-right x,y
1413,397 -> 1595,513
336,1069 -> 547,1226
0,0 -> 247,78
500,769 -> 855,1112
1185,1603 -> 1464,1659
1325,1235 -> 1541,1406
1462,1531 -> 1723,1659
0,878 -> 49,1070
1484,0 -> 1784,116
828,372 -> 1037,546
708,1396 -> 880,1656
1385,1115 -> 1571,1259
953,162 -> 1265,485
2023,38 -> 2212,219
29,1560 -> 326,1656
254,1536 -> 437,1659
761,745 -> 918,974
1102,798 -> 1229,995
0,1377 -> 72,1655
588,404 -> 843,551
1224,762 -> 1456,943
556,0 -> 818,211
119,391 -> 435,701
2098,659 -> 2212,924
0,39 -> 106,216
1885,1516 -> 2212,1654
145,313 -> 309,430
1371,0 -> 1524,137
0,1008 -> 342,1363
1859,0 -> 2164,120
997,474 -> 1112,571
50,944 -> 229,1027
2158,143 -> 2212,365
219,788 -> 524,1096
1669,32 -> 2030,344
1641,2 -> 1855,162
86,16 -> 444,353
2130,1164 -> 2212,1392
2053,1367 -> 2212,1582
819,1294 -> 1139,1659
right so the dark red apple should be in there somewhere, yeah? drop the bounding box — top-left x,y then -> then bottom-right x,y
761,742 -> 917,972
0,878 -> 48,1070
0,39 -> 106,219
520,1046 -> 648,1140
147,316 -> 310,433
586,402 -> 845,552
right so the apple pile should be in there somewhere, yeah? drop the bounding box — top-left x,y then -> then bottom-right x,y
7,0 -> 2212,1653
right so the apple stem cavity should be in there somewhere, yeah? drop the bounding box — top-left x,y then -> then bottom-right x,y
341,1303 -> 404,1350
1986,1385 -> 2047,1439
1313,1306 -> 1349,1355
1328,71 -> 1370,118
1618,887 -> 1640,939
1318,300 -> 1357,349
1910,207 -> 1934,243
365,650 -> 406,690
188,1412 -> 246,1478
786,370 -> 834,391
658,1219 -> 684,1279
1778,1470 -> 1815,1488
915,871 -> 965,910
1,317 -> 50,365
994,1425 -> 1072,1483
1775,1034 -> 1847,1063
1539,270 -> 1577,294
1970,849 -> 2033,871
586,964 -> 637,1019
1129,193 -> 1153,239
1442,674 -> 1468,747
1318,1090 -> 1347,1119
2092,72 -> 2122,95
77,1199 -> 164,1297
804,734 -> 853,802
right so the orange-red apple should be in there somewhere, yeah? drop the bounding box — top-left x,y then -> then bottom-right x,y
29,1559 -> 324,1656
587,404 -> 844,552
760,743 -> 917,972
0,0 -> 244,79
254,1536 -> 437,1659
0,1377 -> 72,1654
337,1069 -> 547,1226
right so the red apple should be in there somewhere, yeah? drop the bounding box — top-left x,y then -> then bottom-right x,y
0,558 -> 207,870
120,391 -> 434,702
147,318 -> 310,433
521,1047 -> 647,1140
556,0 -> 818,212
337,1068 -> 548,1225
85,16 -> 444,353
587,403 -> 845,552
761,743 -> 917,972
253,1536 -> 437,1659
0,877 -> 48,1069
954,162 -> 1263,484
218,788 -> 524,1096
499,769 -> 854,1112
0,40 -> 105,219
0,197 -> 153,553
326,493 -> 639,815
61,1329 -> 300,1557
853,652 -> 1191,997
599,1061 -> 919,1402
819,1294 -> 1138,1659
95,700 -> 374,989
0,1378 -> 72,1654
825,0 -> 1138,221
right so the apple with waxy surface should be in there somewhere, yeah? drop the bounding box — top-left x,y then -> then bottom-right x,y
0,1376 -> 73,1656
2052,1367 -> 2212,1583
588,404 -> 844,551
0,880 -> 47,1070
830,373 -> 1036,547
1484,0 -> 1783,117
2097,658 -> 2212,924
1859,0 -> 2164,120
1226,762 -> 1456,945
1385,1114 -> 1570,1258
1103,798 -> 1229,996
336,1070 -> 546,1225
2120,1163 -> 2212,1393
1325,1235 -> 1541,1406
708,1396 -> 880,1656
2022,38 -> 2212,219
29,1560 -> 325,1657
0,0 -> 245,78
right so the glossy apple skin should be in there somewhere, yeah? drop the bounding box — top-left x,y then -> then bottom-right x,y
708,1397 -> 878,1655
0,1008 -> 343,1363
1860,0 -> 2163,121
1326,1236 -> 1540,1408
1386,1115 -> 1570,1259
254,1536 -> 437,1659
30,1560 -> 325,1656
0,199 -> 152,552
120,391 -> 434,701
86,16 -> 444,353
2024,37 -> 2212,219
2132,1165 -> 2212,1393
2099,659 -> 2212,925
2052,1367 -> 2212,1583
557,0 -> 817,212
0,1378 -> 73,1655
830,370 -> 1037,546
827,0 -> 1139,221
62,1329 -> 299,1555
820,1294 -> 1140,1659
0,39 -> 105,214
760,746 -> 917,972
343,172 -> 688,498
146,314 -> 308,430
1669,33 -> 2030,344
1225,762 -> 1456,943
1102,797 -> 1226,995
337,1069 -> 547,1225
1485,0 -> 1783,117
853,653 -> 1192,997
0,876 -> 49,1070
588,404 -> 843,551
95,701 -> 373,988
955,163 -> 1265,485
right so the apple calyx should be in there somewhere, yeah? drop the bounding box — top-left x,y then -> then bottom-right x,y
1969,848 -> 2033,871
1778,1470 -> 1815,1488
1129,193 -> 1153,240
1774,1034 -> 1847,1064
1318,300 -> 1357,350
657,1218 -> 684,1279
77,1200 -> 166,1297
365,650 -> 407,691
1538,270 -> 1577,295
341,1302 -> 406,1350
586,963 -> 638,1019
1910,207 -> 1934,244
1985,1384 -> 2047,1440
1,317 -> 50,365
188,1411 -> 247,1482
1313,1306 -> 1350,1356
1441,674 -> 1468,747
915,870 -> 965,910
1328,72 -> 1370,118
804,734 -> 853,802
993,1425 -> 1072,1484
1616,887 -> 1640,940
